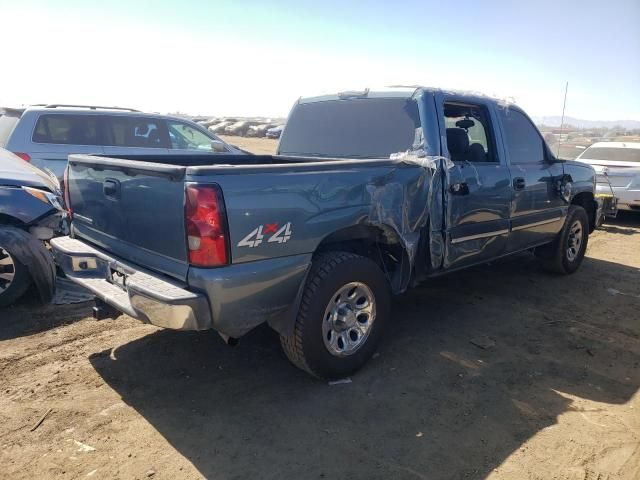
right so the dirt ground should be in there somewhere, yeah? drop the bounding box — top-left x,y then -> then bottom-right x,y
1,137 -> 639,480
219,135 -> 279,154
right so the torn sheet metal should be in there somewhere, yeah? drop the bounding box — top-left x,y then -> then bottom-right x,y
366,151 -> 453,286
0,226 -> 56,303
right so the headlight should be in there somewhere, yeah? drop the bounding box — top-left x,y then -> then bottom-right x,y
22,186 -> 64,211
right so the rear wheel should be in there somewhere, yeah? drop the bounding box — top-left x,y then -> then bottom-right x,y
0,245 -> 31,307
536,205 -> 589,274
280,252 -> 390,379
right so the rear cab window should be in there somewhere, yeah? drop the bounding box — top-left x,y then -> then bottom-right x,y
32,114 -> 100,145
278,97 -> 421,159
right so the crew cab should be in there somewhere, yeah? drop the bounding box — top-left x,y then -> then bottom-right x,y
52,87 -> 599,379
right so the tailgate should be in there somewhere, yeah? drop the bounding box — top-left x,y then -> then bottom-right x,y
67,155 -> 189,280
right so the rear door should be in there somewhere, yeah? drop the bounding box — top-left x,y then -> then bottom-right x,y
25,113 -> 105,179
436,95 -> 513,269
102,115 -> 171,156
496,106 -> 565,252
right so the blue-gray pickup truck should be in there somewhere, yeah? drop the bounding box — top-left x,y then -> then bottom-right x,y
52,87 -> 599,379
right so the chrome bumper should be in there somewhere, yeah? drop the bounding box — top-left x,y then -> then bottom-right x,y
51,236 -> 212,330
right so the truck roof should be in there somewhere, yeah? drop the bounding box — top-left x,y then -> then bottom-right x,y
298,86 -> 514,107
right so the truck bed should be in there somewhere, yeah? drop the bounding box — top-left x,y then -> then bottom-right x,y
65,153 -> 433,283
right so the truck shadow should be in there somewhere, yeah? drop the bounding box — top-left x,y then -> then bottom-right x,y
89,254 -> 640,479
0,288 -> 92,341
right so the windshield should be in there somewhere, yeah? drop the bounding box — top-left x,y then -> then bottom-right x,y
0,113 -> 20,147
278,98 -> 421,158
579,146 -> 640,163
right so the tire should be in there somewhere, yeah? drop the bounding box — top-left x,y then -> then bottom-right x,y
0,244 -> 32,307
536,205 -> 589,274
280,252 -> 391,379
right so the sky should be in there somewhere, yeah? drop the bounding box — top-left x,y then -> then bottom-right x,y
0,0 -> 638,120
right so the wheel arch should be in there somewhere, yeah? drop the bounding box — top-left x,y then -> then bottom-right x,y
0,225 -> 55,303
570,191 -> 597,233
314,223 -> 412,294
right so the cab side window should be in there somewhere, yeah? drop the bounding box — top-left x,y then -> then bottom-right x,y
499,109 -> 545,164
443,103 -> 496,162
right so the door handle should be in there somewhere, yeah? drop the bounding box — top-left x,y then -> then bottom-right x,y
513,177 -> 526,190
103,179 -> 119,198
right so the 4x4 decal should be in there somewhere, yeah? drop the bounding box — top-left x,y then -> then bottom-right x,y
237,222 -> 292,248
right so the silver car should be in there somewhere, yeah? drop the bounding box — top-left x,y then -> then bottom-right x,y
0,104 -> 241,179
576,141 -> 640,212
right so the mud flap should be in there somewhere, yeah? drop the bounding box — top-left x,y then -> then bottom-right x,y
0,226 -> 56,303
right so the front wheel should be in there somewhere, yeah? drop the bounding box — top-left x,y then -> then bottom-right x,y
280,252 -> 391,379
536,205 -> 589,274
0,244 -> 31,307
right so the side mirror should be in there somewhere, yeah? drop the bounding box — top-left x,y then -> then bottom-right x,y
211,140 -> 227,153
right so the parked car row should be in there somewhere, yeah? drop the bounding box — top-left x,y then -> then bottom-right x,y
196,117 -> 285,138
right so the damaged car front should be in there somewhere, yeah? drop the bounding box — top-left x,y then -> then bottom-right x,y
0,147 -> 64,306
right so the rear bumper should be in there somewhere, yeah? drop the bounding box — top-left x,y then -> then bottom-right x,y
51,236 -> 212,330
51,236 -> 313,338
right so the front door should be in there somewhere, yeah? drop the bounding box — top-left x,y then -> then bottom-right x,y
436,97 -> 513,269
495,106 -> 565,252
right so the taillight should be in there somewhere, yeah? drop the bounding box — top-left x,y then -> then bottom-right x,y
185,184 -> 229,267
63,166 -> 73,219
13,152 -> 31,162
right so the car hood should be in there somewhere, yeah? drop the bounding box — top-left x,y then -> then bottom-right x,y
0,148 -> 59,191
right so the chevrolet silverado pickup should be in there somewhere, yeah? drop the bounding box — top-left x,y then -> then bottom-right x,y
52,87 -> 599,379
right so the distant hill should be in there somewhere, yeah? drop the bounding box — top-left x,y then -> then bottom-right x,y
533,116 -> 640,129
